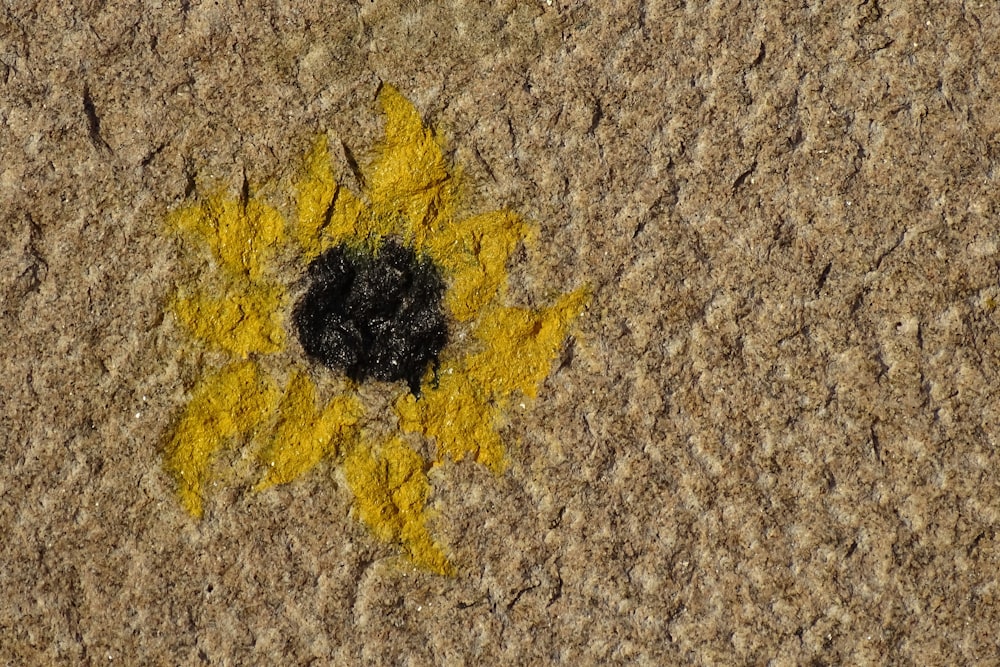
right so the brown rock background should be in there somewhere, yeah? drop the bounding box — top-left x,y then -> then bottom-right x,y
3,1 -> 1000,664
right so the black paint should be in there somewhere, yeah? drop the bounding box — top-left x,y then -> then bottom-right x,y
294,240 -> 448,393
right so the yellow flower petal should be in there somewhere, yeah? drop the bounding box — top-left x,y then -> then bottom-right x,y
295,136 -> 339,255
163,361 -> 280,517
467,288 -> 590,398
367,84 -> 456,246
254,371 -> 364,491
170,280 -> 286,357
425,209 -> 527,321
396,370 -> 507,473
394,289 -> 588,474
343,436 -> 453,575
295,136 -> 371,258
170,193 -> 285,281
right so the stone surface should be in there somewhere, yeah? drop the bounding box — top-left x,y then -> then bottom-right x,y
3,1 -> 1000,664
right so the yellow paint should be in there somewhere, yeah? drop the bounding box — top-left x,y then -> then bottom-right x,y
171,282 -> 286,358
395,290 -> 587,472
163,361 -> 280,517
295,135 -> 339,258
344,436 -> 453,575
254,370 -> 364,491
168,190 -> 288,356
169,192 -> 285,281
165,84 -> 587,573
467,288 -> 590,398
396,370 -> 507,472
368,85 -> 457,249
424,210 -> 527,322
295,136 -> 371,258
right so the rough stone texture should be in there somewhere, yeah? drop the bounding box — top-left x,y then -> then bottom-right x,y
3,1 -> 1000,664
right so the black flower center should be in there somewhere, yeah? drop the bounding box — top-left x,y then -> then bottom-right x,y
293,240 -> 448,393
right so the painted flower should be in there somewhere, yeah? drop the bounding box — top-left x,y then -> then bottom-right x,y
163,85 -> 587,574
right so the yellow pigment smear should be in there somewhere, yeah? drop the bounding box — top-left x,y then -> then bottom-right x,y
163,361 -> 280,517
169,192 -> 288,356
254,370 -> 364,491
170,192 -> 286,281
171,282 -> 285,358
396,289 -> 588,472
396,371 -> 506,471
423,210 -> 527,322
165,84 -> 587,573
368,85 -> 457,248
294,85 -> 460,256
466,289 -> 590,398
295,136 -> 370,258
344,436 -> 453,575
